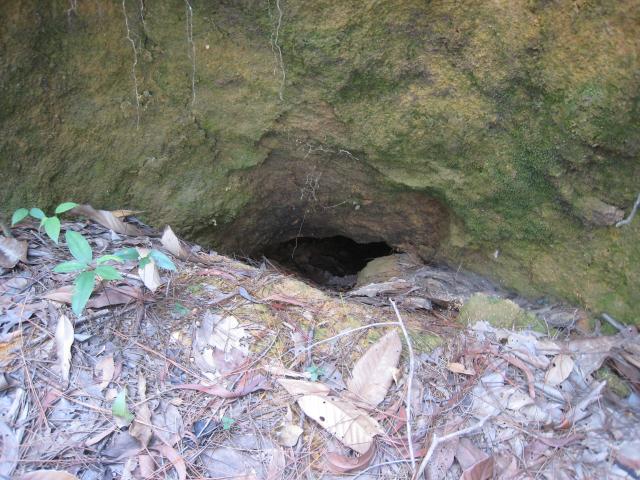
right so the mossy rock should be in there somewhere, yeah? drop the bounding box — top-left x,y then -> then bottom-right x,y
458,293 -> 546,331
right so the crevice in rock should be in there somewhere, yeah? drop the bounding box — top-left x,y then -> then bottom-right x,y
257,235 -> 394,290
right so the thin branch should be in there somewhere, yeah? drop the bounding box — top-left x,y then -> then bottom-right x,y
413,415 -> 492,480
271,0 -> 285,100
616,192 -> 640,227
390,299 -> 416,471
302,322 -> 400,352
184,0 -> 196,106
122,0 -> 140,129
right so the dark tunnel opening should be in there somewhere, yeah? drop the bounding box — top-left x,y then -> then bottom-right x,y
258,235 -> 395,290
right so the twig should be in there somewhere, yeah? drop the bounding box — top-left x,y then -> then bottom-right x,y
602,313 -> 626,333
184,0 -> 196,105
390,299 -> 416,471
122,0 -> 140,129
303,321 -> 400,352
271,0 -> 285,100
616,192 -> 640,227
413,415 -> 491,480
351,459 -> 412,480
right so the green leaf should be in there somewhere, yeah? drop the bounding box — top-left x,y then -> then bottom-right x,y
72,270 -> 96,316
94,265 -> 122,280
96,254 -> 124,265
114,247 -> 139,261
11,208 -> 29,226
29,207 -> 45,220
112,389 -> 134,423
43,216 -> 61,244
173,303 -> 190,318
55,202 -> 78,214
305,364 -> 324,382
65,230 -> 93,264
149,249 -> 176,271
53,261 -> 88,273
138,255 -> 151,269
221,416 -> 235,431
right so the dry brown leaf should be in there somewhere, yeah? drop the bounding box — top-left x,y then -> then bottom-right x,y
55,315 -> 74,384
138,454 -> 155,478
89,285 -> 144,308
297,395 -> 382,454
137,248 -> 161,292
112,209 -> 143,218
263,363 -> 310,378
154,443 -> 186,480
42,286 -> 74,304
161,225 -> 191,260
70,204 -> 145,236
275,422 -> 304,447
545,354 -> 574,386
447,362 -> 476,376
325,444 -> 376,474
346,329 -> 402,406
20,471 -> 79,480
95,355 -> 115,391
456,438 -> 494,480
130,372 -> 153,447
278,378 -> 331,396
266,447 -> 286,480
0,236 -> 28,269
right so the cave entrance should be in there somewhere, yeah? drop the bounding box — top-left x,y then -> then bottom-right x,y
259,235 -> 394,290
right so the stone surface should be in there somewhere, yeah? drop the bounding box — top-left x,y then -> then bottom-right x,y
0,1 -> 638,322
459,294 -> 545,331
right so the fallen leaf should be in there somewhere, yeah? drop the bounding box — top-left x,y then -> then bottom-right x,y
207,313 -> 249,355
94,356 -> 115,392
42,285 -> 74,304
137,248 -> 162,292
325,443 -> 376,474
70,204 -> 145,236
275,422 -> 304,447
266,447 -> 286,480
278,378 -> 331,396
448,362 -> 476,376
346,329 -> 402,406
154,443 -> 186,480
112,389 -> 134,426
151,402 -> 184,446
161,225 -> 192,260
0,420 -> 19,477
89,285 -> 144,308
112,209 -> 143,218
455,438 -> 494,480
130,373 -> 153,447
175,373 -> 268,398
19,471 -> 79,480
138,454 -> 155,478
55,315 -> 74,384
0,236 -> 28,268
545,354 -> 574,386
297,395 -> 382,454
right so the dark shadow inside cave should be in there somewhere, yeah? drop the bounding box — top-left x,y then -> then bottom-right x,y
257,235 -> 394,290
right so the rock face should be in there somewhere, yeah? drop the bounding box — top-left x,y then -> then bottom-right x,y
0,1 -> 639,322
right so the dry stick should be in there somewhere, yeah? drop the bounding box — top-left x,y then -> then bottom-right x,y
122,0 -> 140,129
273,0 -> 285,100
390,299 -> 416,472
184,0 -> 196,105
616,192 -> 640,227
413,415 -> 492,480
303,321 -> 400,352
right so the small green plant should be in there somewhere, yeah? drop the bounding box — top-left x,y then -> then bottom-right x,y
115,247 -> 177,271
11,202 -> 78,244
53,230 -> 123,315
221,416 -> 235,431
305,364 -> 324,382
112,389 -> 134,424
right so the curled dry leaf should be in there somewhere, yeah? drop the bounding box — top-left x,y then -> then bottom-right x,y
276,422 -> 304,447
455,438 -> 494,480
70,204 -> 145,236
55,315 -> 74,384
94,355 -> 115,391
325,443 -> 376,474
448,362 -> 476,376
545,354 -> 574,386
137,248 -> 161,292
161,225 -> 192,260
297,395 -> 382,454
19,471 -> 79,480
346,329 -> 402,406
0,236 -> 28,269
278,378 -> 331,396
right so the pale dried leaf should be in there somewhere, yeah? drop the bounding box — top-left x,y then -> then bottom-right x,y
89,285 -> 143,308
137,248 -> 161,292
95,355 -> 115,391
71,204 -> 145,236
161,225 -> 191,260
208,313 -> 249,355
448,362 -> 476,376
138,454 -> 155,478
20,471 -> 79,480
112,209 -> 143,218
347,329 -> 402,406
545,354 -> 574,386
456,438 -> 494,480
130,372 -> 153,447
154,443 -> 186,480
297,395 -> 382,454
275,422 -> 304,447
278,378 -> 331,396
55,315 -> 74,384
0,421 -> 19,477
267,447 -> 286,480
0,236 -> 28,268
42,286 -> 74,304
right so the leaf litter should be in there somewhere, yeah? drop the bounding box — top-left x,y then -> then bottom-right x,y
0,208 -> 638,479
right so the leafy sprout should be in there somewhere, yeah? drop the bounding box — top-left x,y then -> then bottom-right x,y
11,202 -> 78,244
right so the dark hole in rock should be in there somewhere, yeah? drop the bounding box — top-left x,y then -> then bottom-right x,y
258,235 -> 394,290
